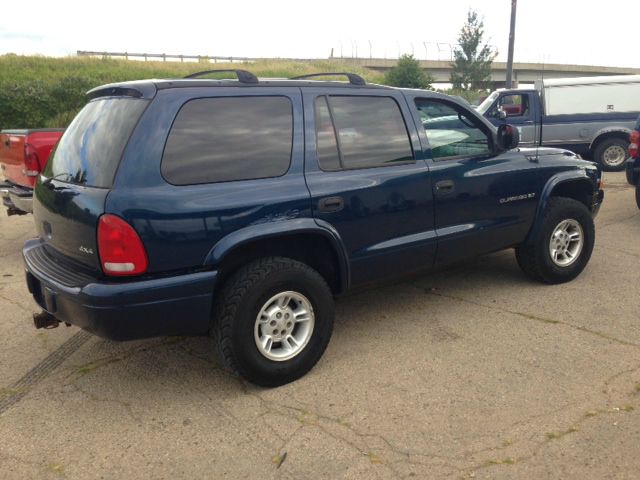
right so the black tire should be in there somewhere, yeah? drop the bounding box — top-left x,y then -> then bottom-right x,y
515,197 -> 595,284
593,137 -> 629,171
212,256 -> 334,387
636,185 -> 640,210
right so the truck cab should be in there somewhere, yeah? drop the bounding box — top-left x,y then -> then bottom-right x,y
478,75 -> 640,171
478,88 -> 539,147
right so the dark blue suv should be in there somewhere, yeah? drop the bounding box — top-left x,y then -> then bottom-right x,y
23,71 -> 604,386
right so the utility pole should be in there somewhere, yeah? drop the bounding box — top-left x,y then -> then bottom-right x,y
506,0 -> 517,88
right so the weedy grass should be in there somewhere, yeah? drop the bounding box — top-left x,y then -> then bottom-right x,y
0,55 -> 384,130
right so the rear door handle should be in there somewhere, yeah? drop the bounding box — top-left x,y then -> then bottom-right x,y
318,196 -> 344,213
435,180 -> 455,194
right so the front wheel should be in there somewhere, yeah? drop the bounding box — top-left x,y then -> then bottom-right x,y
516,197 -> 595,284
594,137 -> 629,171
212,256 -> 334,387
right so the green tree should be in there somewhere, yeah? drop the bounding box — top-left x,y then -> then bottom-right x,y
384,54 -> 433,89
450,10 -> 497,90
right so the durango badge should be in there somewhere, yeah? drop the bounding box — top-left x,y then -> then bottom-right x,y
500,193 -> 536,204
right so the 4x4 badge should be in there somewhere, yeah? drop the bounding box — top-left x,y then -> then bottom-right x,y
79,246 -> 94,255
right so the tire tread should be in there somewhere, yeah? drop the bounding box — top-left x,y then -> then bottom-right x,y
212,256 -> 333,385
516,197 -> 594,284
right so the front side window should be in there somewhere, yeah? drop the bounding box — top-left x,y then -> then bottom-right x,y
162,96 -> 293,185
415,99 -> 492,161
314,96 -> 413,171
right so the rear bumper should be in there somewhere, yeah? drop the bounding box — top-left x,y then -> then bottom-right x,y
592,188 -> 604,217
626,157 -> 640,186
23,239 -> 218,340
0,181 -> 33,215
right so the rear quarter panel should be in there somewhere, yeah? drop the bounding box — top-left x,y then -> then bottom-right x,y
540,113 -> 636,155
107,87 -> 310,274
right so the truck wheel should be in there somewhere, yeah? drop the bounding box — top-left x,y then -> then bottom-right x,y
636,185 -> 640,210
594,137 -> 628,171
515,197 -> 595,284
212,256 -> 334,387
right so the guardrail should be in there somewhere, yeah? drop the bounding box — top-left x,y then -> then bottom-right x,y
76,50 -> 251,63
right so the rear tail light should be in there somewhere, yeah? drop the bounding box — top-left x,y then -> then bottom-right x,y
629,131 -> 640,159
23,143 -> 41,176
97,214 -> 148,276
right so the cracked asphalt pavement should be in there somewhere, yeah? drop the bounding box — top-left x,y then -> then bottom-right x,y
1,171 -> 639,479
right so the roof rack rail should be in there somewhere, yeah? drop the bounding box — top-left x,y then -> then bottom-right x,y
184,69 -> 259,84
290,72 -> 366,86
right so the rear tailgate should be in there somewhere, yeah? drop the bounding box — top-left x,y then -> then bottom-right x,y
34,97 -> 149,271
1,131 -> 27,185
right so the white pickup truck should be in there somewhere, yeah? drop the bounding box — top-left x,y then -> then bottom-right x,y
478,75 -> 640,171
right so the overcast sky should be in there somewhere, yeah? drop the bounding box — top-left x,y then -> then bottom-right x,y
0,0 -> 634,67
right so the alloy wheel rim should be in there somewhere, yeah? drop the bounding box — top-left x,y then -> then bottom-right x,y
603,145 -> 626,167
548,219 -> 584,267
254,291 -> 315,361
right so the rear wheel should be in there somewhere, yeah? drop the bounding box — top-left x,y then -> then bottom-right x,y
516,197 -> 595,284
212,256 -> 334,387
594,137 -> 628,171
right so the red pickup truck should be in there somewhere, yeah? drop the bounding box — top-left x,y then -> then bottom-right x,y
0,129 -> 64,215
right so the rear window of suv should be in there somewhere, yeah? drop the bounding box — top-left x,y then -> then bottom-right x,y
45,97 -> 148,188
161,96 -> 293,185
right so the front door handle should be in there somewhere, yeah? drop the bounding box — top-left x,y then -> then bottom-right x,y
435,180 -> 455,194
318,196 -> 344,213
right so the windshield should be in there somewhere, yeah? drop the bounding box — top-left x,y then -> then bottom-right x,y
44,97 -> 148,188
476,91 -> 500,115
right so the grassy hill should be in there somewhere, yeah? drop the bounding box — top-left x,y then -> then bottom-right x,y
0,55 -> 385,129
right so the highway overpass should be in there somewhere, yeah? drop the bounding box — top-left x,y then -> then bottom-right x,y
340,58 -> 640,87
76,51 -> 640,88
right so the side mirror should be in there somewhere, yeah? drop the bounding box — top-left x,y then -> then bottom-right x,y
496,124 -> 520,151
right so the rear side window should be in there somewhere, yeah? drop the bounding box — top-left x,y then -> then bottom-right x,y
162,96 -> 293,185
45,98 -> 148,188
314,97 -> 341,171
314,96 -> 413,171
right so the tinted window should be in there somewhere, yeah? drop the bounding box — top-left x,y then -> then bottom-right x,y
45,98 -> 148,187
162,97 -> 292,185
415,99 -> 492,160
314,96 -> 341,171
315,96 -> 413,171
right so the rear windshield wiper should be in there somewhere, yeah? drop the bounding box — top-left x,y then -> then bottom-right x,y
41,172 -> 72,188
